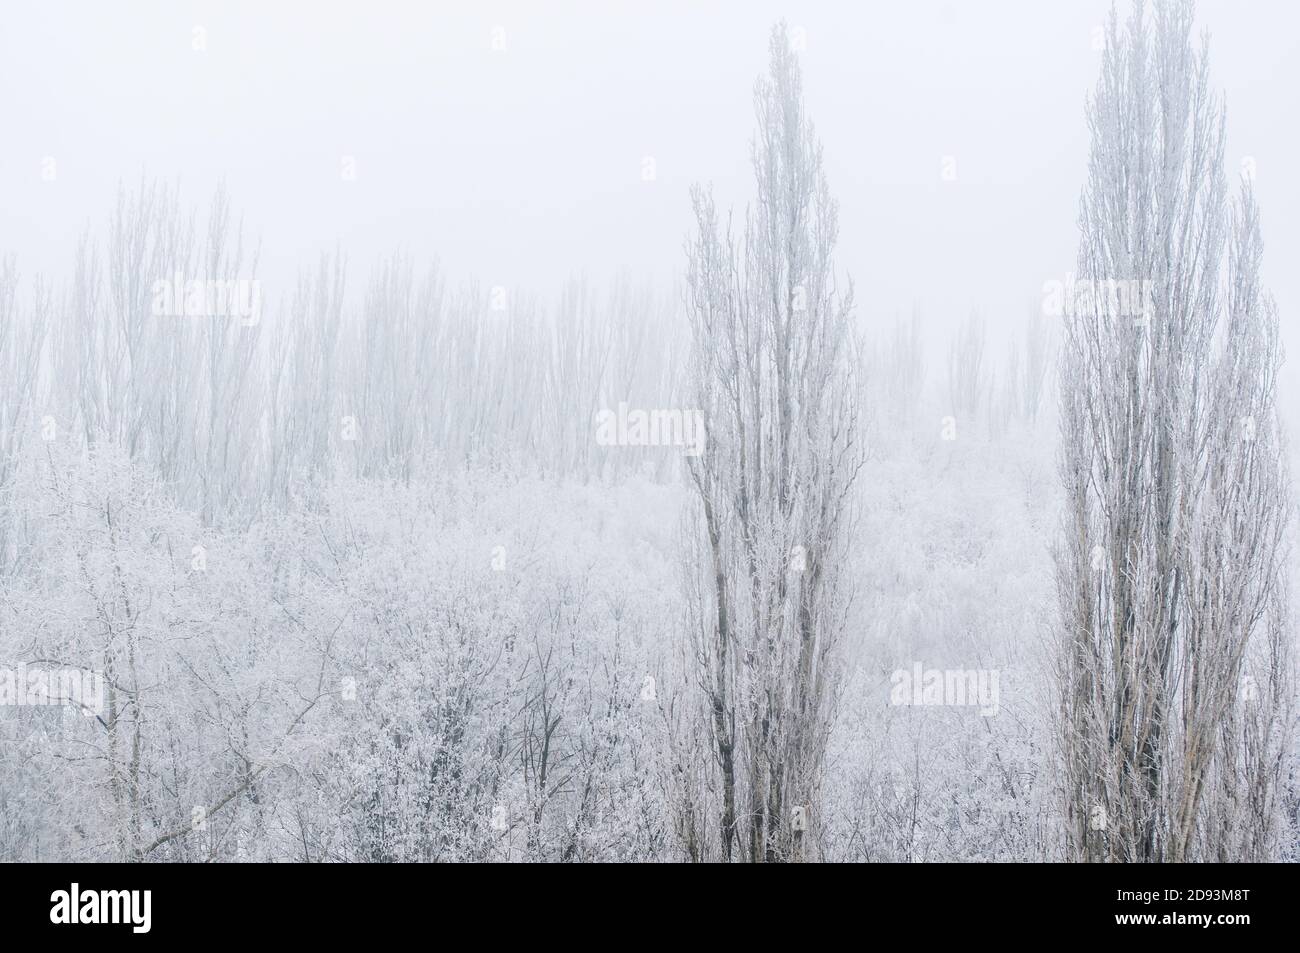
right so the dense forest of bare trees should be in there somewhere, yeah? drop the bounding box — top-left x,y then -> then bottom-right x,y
1,2 -> 1295,863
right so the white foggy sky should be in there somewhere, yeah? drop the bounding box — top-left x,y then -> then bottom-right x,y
2,1 -> 1298,362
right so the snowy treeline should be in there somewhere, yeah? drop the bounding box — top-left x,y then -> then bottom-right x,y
1,1 -> 1295,862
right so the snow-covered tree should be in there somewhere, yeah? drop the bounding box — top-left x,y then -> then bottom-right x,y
1056,0 -> 1292,862
681,23 -> 864,862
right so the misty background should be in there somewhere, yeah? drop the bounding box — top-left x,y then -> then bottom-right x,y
4,0 -> 1298,400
